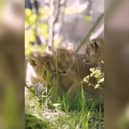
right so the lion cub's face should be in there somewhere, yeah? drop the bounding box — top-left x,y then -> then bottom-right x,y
27,48 -> 73,84
28,52 -> 55,85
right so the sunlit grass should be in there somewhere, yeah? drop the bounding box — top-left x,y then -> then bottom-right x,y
25,82 -> 103,129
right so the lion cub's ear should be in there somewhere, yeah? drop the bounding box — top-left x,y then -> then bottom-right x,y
28,53 -> 42,67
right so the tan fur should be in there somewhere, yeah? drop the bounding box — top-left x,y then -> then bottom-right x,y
27,40 -> 104,100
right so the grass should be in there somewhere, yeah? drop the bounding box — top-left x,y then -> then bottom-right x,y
25,84 -> 103,129
25,54 -> 104,129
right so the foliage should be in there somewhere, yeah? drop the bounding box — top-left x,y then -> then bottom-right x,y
25,8 -> 49,56
25,85 -> 103,129
82,63 -> 104,89
25,113 -> 50,129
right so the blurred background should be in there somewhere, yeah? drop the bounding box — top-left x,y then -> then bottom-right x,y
25,0 -> 104,56
105,0 -> 129,129
0,0 -> 24,129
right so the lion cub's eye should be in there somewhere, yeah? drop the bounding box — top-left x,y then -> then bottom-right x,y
30,59 -> 37,67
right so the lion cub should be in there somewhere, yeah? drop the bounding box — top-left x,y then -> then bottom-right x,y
26,48 -> 103,100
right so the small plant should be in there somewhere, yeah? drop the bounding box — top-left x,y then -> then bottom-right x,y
82,65 -> 104,89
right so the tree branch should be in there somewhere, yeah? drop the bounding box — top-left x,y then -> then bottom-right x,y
75,13 -> 104,53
